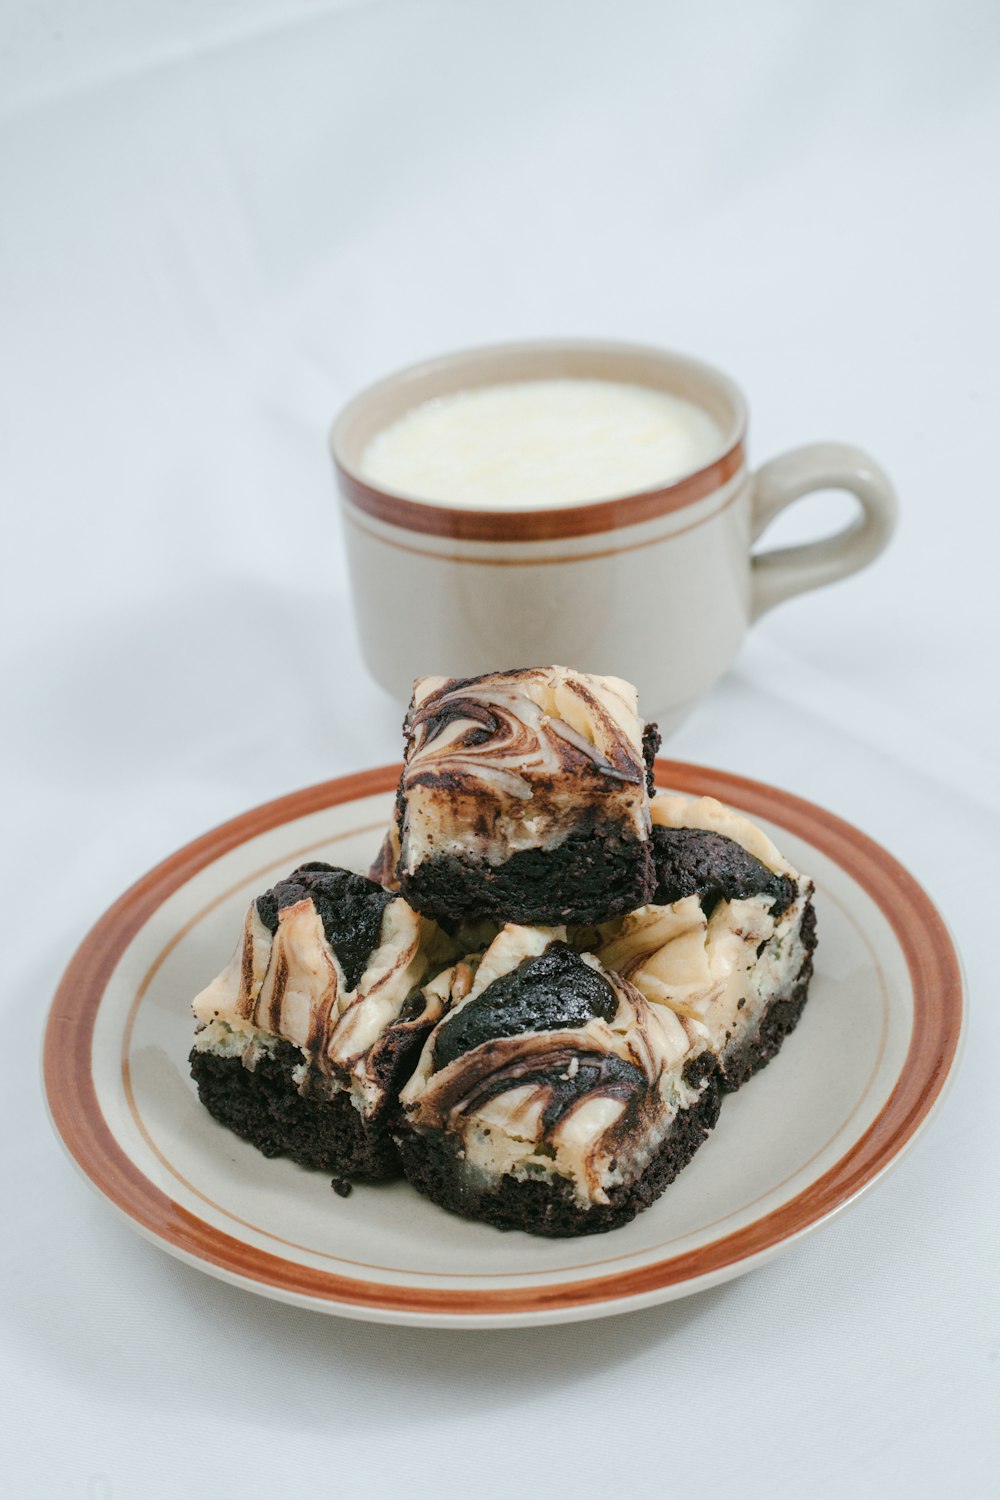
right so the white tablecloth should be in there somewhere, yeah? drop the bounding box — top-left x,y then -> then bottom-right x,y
4,3 -> 998,1495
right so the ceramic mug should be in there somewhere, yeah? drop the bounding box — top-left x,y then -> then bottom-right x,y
330,340 -> 897,731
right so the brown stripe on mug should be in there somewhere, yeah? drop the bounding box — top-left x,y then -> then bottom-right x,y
335,439 -> 745,542
340,476 -> 745,565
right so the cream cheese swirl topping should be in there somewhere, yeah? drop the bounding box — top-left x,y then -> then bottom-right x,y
400,668 -> 651,866
595,894 -> 784,1053
403,668 -> 646,801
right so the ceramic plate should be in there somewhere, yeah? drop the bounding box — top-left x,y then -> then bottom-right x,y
44,762 -> 965,1328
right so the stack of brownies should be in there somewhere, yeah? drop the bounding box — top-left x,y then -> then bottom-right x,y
190,666 -> 817,1237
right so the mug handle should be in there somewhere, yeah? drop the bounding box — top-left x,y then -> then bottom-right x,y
750,442 -> 897,620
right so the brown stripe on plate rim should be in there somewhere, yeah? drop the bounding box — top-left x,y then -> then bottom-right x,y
43,763 -> 965,1318
334,441 -> 745,543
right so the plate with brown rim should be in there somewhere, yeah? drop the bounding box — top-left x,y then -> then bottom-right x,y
43,761 -> 965,1329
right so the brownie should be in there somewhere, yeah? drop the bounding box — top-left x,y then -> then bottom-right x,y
396,931 -> 709,1233
394,909 -> 817,1236
190,860 -> 439,1183
395,667 -> 659,925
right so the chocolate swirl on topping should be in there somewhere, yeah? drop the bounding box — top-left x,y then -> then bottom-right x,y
465,1052 -> 648,1133
432,944 -> 618,1070
651,827 -> 795,918
255,863 -> 395,991
413,1029 -> 654,1138
402,669 -> 646,800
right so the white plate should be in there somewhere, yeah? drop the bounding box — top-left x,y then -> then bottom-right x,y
44,761 -> 965,1328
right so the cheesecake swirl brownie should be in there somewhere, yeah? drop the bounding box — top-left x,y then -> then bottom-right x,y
394,666 -> 660,925
190,863 -> 445,1179
396,793 -> 817,1236
396,925 -> 714,1235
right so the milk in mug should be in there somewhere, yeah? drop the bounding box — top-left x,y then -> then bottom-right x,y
359,379 -> 725,507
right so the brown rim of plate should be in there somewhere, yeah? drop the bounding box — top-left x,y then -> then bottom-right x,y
334,443 -> 745,543
43,762 -> 964,1318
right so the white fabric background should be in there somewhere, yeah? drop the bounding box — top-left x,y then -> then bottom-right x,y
3,2 -> 998,1496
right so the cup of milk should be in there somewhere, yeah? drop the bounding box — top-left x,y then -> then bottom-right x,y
330,340 -> 896,730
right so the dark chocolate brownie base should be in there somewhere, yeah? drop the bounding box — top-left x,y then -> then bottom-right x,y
400,824 -> 655,926
394,898 -> 818,1236
189,1040 -> 399,1181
